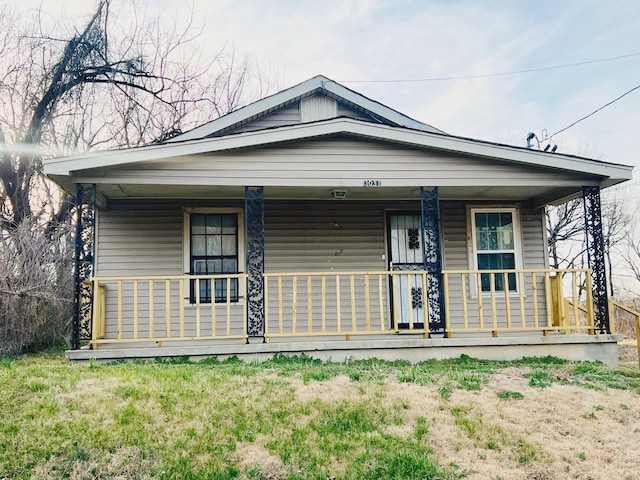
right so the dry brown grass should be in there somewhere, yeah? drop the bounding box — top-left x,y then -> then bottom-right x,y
619,339 -> 639,368
3,352 -> 639,479
429,374 -> 640,479
286,367 -> 640,480
235,441 -> 288,480
613,299 -> 640,339
32,446 -> 155,480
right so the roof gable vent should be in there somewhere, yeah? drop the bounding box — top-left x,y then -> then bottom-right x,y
300,94 -> 338,123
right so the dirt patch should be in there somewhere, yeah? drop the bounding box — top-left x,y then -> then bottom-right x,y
293,375 -> 361,403
58,377 -> 121,402
235,441 -> 288,479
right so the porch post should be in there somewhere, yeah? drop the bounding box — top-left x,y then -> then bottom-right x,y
72,183 -> 96,349
245,186 -> 265,338
582,186 -> 610,333
420,187 -> 445,333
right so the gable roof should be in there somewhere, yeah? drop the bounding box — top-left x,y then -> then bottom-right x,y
42,74 -> 634,207
169,75 -> 445,141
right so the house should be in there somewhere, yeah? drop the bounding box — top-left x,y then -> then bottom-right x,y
43,75 -> 634,365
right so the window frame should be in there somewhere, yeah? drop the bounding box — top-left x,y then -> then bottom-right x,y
468,206 -> 523,296
183,208 -> 245,305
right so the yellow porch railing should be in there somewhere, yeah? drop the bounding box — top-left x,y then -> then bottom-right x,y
442,269 -> 595,337
609,299 -> 640,368
263,271 -> 431,340
89,274 -> 248,347
87,269 -> 605,347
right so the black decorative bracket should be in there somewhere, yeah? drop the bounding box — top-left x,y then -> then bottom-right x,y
72,184 -> 96,349
245,186 -> 265,337
408,228 -> 420,250
420,187 -> 445,333
411,287 -> 423,309
583,186 -> 610,334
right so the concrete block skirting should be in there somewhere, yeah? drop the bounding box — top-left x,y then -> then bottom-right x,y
66,334 -> 623,366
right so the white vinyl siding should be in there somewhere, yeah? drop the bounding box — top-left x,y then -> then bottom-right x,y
300,95 -> 338,123
217,104 -> 301,136
81,138 -> 592,188
94,199 -> 548,338
96,201 -> 246,339
265,200 -> 388,272
441,203 -> 547,329
96,204 -> 183,277
337,104 -> 380,122
212,95 -> 384,136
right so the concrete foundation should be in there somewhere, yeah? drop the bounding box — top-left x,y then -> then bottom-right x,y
66,333 -> 623,366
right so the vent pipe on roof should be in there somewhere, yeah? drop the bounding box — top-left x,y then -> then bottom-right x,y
526,132 -> 536,149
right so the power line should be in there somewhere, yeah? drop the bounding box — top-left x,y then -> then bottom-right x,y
550,83 -> 640,138
339,52 -> 640,83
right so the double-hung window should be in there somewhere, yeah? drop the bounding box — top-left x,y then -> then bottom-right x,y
470,208 -> 521,292
189,212 -> 239,303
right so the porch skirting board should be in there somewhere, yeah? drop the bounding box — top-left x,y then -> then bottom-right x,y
66,334 -> 623,367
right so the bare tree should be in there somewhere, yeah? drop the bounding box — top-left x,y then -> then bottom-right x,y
0,0 -> 277,355
618,206 -> 640,294
0,0 -> 277,227
621,234 -> 640,284
546,199 -> 586,270
546,188 -> 632,298
601,191 -> 631,296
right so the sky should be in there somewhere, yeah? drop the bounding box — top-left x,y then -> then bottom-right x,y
10,0 -> 640,184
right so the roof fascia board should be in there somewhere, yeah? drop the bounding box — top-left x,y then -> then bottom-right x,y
44,119 -> 633,181
170,77 -> 327,141
319,81 -> 442,132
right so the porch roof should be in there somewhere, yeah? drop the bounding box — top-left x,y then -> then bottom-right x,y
45,118 -> 632,179
43,117 -> 633,207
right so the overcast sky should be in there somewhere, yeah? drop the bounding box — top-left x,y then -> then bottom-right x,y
12,0 -> 640,183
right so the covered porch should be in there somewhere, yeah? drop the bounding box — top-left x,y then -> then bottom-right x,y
64,179 -> 628,365
69,265 -> 629,366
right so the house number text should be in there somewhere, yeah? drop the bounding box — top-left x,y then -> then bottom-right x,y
363,180 -> 382,187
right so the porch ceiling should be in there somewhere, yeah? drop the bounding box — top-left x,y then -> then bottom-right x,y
96,183 -> 581,206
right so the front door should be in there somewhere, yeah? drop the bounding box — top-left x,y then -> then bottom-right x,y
388,213 -> 426,329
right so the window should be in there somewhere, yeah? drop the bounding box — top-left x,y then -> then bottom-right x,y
470,208 -> 521,292
189,212 -> 240,303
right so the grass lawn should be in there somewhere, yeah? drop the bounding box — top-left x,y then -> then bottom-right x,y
1,352 -> 639,479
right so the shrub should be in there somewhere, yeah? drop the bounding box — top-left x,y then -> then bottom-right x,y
0,217 -> 73,356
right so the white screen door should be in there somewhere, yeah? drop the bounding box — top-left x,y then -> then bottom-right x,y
388,213 -> 426,328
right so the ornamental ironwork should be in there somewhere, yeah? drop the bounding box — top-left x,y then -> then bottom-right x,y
392,264 -> 424,272
411,287 -> 423,309
420,187 -> 444,333
245,186 -> 265,337
407,228 -> 420,250
582,186 -> 610,333
72,184 -> 96,349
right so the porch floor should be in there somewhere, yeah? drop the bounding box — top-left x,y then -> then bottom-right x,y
67,333 -> 623,366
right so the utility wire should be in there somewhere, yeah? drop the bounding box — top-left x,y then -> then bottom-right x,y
550,83 -> 640,138
339,52 -> 640,83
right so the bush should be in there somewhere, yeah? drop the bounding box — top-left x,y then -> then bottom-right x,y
0,218 -> 73,357
612,299 -> 640,339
